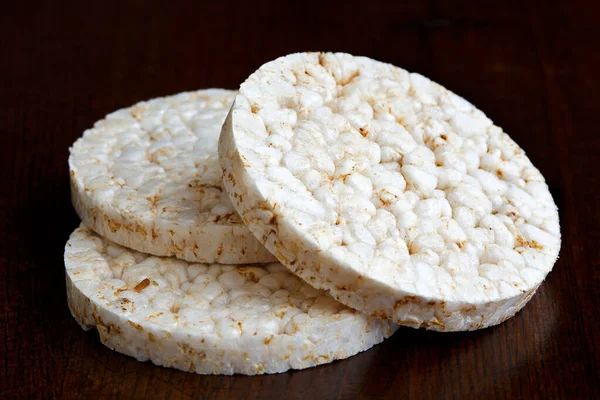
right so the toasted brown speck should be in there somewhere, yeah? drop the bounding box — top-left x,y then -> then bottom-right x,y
133,278 -> 150,293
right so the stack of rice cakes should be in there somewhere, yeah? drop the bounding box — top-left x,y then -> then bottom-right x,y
67,89 -> 395,375
66,54 -> 560,375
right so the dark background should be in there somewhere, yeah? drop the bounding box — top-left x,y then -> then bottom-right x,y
1,1 -> 598,399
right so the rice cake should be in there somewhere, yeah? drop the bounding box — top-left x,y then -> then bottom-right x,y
219,52 -> 561,331
65,224 -> 396,375
69,90 -> 275,264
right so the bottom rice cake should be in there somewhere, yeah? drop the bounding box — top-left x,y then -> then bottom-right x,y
65,224 -> 397,375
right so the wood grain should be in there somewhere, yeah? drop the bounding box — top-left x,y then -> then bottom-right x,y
1,1 -> 598,399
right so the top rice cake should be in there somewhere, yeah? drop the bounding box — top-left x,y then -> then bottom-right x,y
70,89 -> 276,264
219,52 -> 561,331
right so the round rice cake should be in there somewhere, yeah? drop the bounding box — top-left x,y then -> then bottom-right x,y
218,52 -> 561,331
65,224 -> 396,375
69,89 -> 275,264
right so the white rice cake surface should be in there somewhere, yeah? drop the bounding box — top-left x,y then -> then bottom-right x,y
65,224 -> 396,375
219,52 -> 561,331
69,89 -> 275,264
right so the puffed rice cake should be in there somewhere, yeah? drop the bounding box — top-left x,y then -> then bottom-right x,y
65,224 -> 397,375
219,52 -> 561,331
69,90 -> 275,264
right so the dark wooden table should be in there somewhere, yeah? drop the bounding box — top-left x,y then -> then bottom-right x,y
2,1 -> 598,399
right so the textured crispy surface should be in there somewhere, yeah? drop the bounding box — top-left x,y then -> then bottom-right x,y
69,89 -> 275,264
65,224 -> 396,375
219,52 -> 561,331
